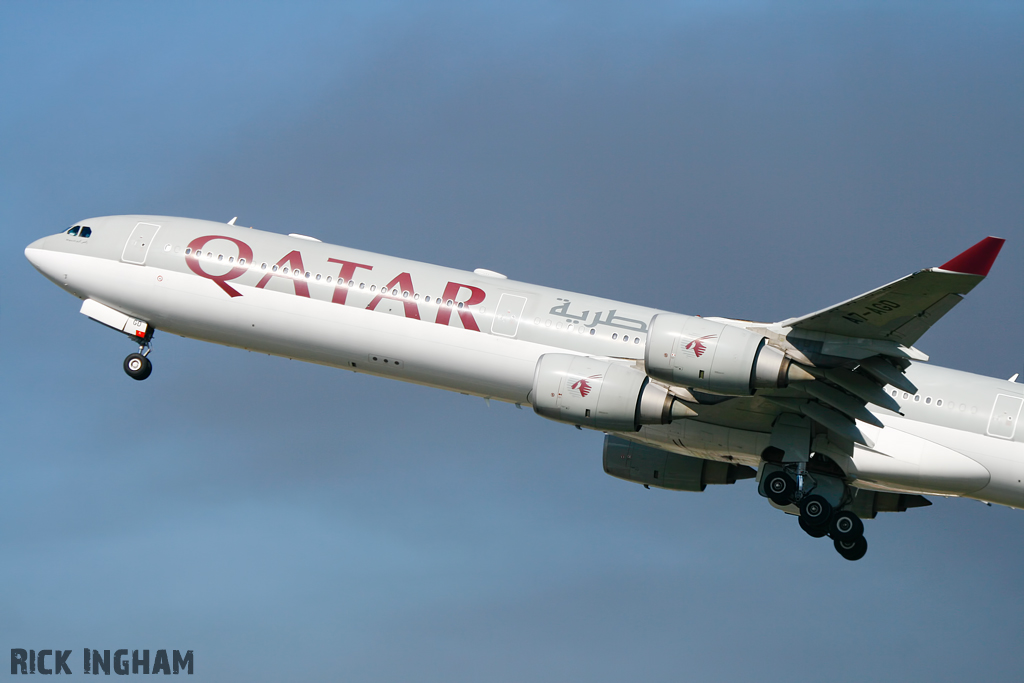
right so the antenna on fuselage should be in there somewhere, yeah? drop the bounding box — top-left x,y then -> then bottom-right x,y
227,217 -> 237,225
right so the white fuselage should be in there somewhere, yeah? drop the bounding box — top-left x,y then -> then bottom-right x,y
25,215 -> 1024,509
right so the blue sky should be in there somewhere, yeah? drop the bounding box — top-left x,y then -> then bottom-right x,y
1,2 -> 1022,681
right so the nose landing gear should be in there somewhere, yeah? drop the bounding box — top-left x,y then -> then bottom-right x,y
124,340 -> 153,381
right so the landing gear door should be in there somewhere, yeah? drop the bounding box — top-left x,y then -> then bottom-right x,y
121,222 -> 161,265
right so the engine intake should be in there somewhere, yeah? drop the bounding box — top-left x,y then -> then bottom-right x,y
603,435 -> 755,491
531,354 -> 694,432
644,314 -> 801,395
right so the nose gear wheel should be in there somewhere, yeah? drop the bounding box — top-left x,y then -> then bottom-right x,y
124,352 -> 152,380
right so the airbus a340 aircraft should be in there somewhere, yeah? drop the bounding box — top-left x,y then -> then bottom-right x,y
25,216 -> 1022,560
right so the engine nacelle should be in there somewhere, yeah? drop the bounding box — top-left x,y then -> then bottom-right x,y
644,314 -> 795,395
602,435 -> 755,491
531,354 -> 690,432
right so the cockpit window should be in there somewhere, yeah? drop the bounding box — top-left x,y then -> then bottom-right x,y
66,226 -> 80,236
80,226 -> 92,238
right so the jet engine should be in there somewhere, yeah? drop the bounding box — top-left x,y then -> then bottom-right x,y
602,435 -> 755,491
644,314 -> 808,395
531,353 -> 695,432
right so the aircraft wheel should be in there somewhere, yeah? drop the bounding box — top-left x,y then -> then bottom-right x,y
764,471 -> 796,505
829,511 -> 864,542
124,353 -> 152,381
799,495 -> 833,528
799,516 -> 828,538
834,536 -> 868,561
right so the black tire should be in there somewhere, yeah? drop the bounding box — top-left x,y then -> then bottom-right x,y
829,511 -> 864,542
799,516 -> 828,538
764,471 -> 796,505
834,536 -> 868,561
124,353 -> 152,381
799,495 -> 833,528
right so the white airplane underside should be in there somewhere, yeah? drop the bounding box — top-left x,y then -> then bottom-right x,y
26,216 -> 1023,561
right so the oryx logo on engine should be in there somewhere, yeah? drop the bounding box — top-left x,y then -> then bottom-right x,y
570,375 -> 601,398
683,334 -> 716,358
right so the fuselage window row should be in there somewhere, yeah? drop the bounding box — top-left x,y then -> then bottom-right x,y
889,388 -> 982,413
165,249 -> 639,343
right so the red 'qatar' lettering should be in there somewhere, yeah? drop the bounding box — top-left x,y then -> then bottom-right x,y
256,250 -> 310,298
327,258 -> 373,305
185,235 -> 254,298
366,272 -> 421,319
435,282 -> 486,331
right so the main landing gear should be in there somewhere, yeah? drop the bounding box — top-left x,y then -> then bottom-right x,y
761,465 -> 868,561
123,340 -> 153,381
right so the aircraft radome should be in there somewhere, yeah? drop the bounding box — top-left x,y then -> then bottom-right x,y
25,216 -> 1022,560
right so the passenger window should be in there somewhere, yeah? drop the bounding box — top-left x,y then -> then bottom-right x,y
80,227 -> 92,238
937,399 -> 943,407
66,226 -> 80,236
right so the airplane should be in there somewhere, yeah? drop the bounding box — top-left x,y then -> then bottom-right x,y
24,216 -> 1022,561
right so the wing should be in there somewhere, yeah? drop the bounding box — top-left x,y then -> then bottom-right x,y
777,237 -> 1004,346
718,237 -> 1007,452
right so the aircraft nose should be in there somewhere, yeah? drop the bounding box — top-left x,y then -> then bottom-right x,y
25,237 -> 48,267
25,236 -> 61,284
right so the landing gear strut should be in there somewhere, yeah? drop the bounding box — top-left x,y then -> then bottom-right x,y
123,339 -> 153,381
